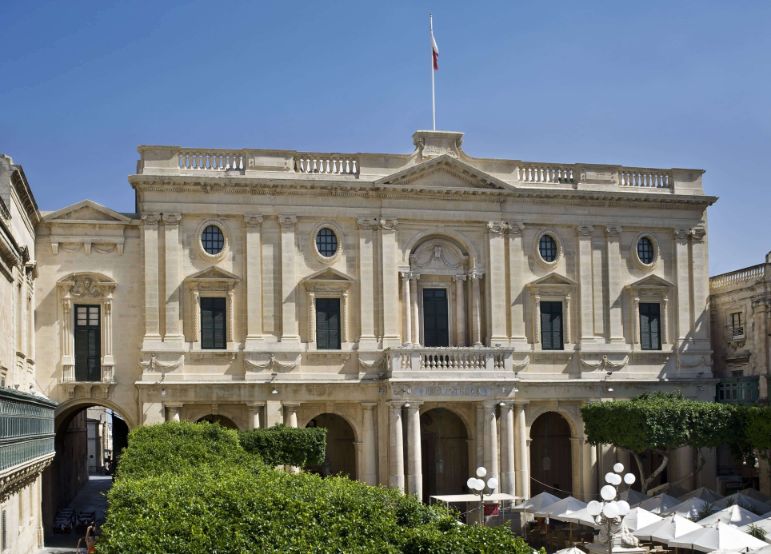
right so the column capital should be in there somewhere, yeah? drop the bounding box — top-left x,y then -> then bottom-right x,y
362,402 -> 378,409
246,401 -> 266,409
388,400 -> 404,411
244,214 -> 263,227
379,218 -> 399,231
453,274 -> 467,282
283,402 -> 301,410
674,227 -> 690,242
162,212 -> 182,225
577,224 -> 594,237
279,214 -> 297,227
482,400 -> 500,410
356,217 -> 379,230
486,220 -> 508,235
164,402 -> 183,409
690,226 -> 706,242
508,221 -> 525,236
468,270 -> 484,280
514,400 -> 530,407
142,213 -> 161,226
605,224 -> 622,237
403,401 -> 423,411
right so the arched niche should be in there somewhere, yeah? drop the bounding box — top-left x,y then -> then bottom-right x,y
306,413 -> 356,479
421,407 -> 469,501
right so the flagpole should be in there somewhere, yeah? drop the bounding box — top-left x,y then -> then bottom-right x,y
430,13 -> 436,131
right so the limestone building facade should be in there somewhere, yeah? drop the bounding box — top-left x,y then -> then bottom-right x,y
0,155 -> 55,553
35,130 -> 716,504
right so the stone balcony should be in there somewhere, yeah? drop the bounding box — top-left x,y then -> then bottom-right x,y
386,347 -> 523,381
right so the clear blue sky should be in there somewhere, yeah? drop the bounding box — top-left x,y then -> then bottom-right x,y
1,1 -> 769,275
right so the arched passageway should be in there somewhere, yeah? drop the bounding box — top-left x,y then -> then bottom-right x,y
421,408 -> 469,501
306,413 -> 356,479
196,414 -> 238,429
530,412 -> 573,497
43,403 -> 130,547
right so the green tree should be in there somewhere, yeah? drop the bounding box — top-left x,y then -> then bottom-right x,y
581,393 -> 741,493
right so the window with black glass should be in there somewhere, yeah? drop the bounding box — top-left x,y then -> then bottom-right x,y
540,301 -> 563,350
730,312 -> 744,338
423,288 -> 449,347
637,237 -> 654,265
200,297 -> 226,349
316,227 -> 338,258
315,298 -> 341,349
539,234 -> 558,262
639,302 -> 661,350
201,225 -> 225,255
74,305 -> 101,381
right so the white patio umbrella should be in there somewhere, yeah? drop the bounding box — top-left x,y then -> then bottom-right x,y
637,493 -> 681,514
670,521 -> 768,553
561,507 -> 600,529
737,488 -> 771,503
623,507 -> 663,532
712,493 -> 771,515
554,547 -> 587,554
740,515 -> 771,541
698,505 -> 762,527
667,496 -> 710,520
535,496 -> 587,518
619,488 -> 648,506
751,545 -> 771,554
634,513 -> 703,543
513,491 -> 561,513
681,486 -> 724,504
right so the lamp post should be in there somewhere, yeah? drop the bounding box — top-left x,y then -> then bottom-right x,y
466,466 -> 498,525
585,462 -> 637,554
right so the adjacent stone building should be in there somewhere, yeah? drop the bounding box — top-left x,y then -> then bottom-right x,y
0,155 -> 55,553
35,130 -> 717,508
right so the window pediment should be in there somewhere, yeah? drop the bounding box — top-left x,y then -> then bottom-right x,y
409,239 -> 468,275
58,272 -> 117,298
626,274 -> 673,299
186,266 -> 240,291
375,155 -> 512,191
527,272 -> 576,294
303,268 -> 353,293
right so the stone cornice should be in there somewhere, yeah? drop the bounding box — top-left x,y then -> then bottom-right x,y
0,453 -> 55,504
129,174 -> 716,208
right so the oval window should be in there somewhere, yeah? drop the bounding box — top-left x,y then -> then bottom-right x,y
201,225 -> 225,255
316,227 -> 338,258
538,234 -> 558,263
637,237 -> 655,265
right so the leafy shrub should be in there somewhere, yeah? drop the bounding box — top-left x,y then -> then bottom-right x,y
239,424 -> 326,468
746,406 -> 771,451
100,422 -> 534,553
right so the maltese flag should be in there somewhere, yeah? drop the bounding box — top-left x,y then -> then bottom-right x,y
430,18 -> 439,70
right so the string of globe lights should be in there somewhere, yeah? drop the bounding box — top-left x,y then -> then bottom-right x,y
466,466 -> 498,523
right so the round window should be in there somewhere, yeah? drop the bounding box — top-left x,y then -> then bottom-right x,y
637,236 -> 655,265
201,225 -> 225,255
316,227 -> 338,258
538,234 -> 558,263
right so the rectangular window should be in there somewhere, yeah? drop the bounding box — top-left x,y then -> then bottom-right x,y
200,297 -> 226,349
730,312 -> 744,338
540,301 -> 563,350
422,288 -> 449,347
316,298 -> 341,350
74,305 -> 101,381
639,302 -> 661,350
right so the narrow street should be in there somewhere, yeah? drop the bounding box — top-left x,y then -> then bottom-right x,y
40,475 -> 111,553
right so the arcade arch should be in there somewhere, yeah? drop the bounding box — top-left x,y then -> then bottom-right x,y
420,408 -> 469,501
529,411 -> 573,497
196,414 -> 239,429
306,413 -> 356,479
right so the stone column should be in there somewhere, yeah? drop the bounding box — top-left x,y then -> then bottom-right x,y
191,290 -> 200,343
284,402 -> 299,428
341,291 -> 350,343
454,275 -> 466,346
515,402 -> 530,499
564,294 -> 572,346
533,294 -> 541,345
103,296 -> 113,366
142,214 -> 161,342
247,402 -> 264,430
483,401 -> 499,479
577,225 -> 595,345
61,296 -> 74,381
674,228 -> 691,345
307,292 -> 316,345
606,225 -> 624,343
279,215 -> 300,343
227,289 -> 235,344
362,402 -> 378,485
165,404 -> 182,422
476,403 -> 485,468
405,403 -> 423,500
471,271 -> 483,346
632,295 -> 640,346
380,219 -> 400,347
163,213 -> 184,342
388,402 -> 405,491
487,221 -> 508,344
401,272 -> 412,345
582,437 -> 598,501
244,215 -> 263,347
357,218 -> 377,349
690,226 -> 710,349
410,274 -> 420,346
570,436 -> 583,499
508,222 -> 527,346
499,402 -> 516,497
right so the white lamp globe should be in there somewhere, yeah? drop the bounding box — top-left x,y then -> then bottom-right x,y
587,500 -> 603,516
473,479 -> 485,492
603,502 -> 620,519
605,472 -> 616,484
467,477 -> 477,490
623,473 -> 636,485
486,477 -> 498,491
613,462 -> 625,473
610,473 -> 622,486
617,500 -> 630,516
476,467 -> 487,478
600,485 -> 616,501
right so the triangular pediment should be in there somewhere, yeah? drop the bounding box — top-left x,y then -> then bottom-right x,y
45,200 -> 132,223
186,266 -> 240,282
627,274 -> 673,289
375,155 -> 512,191
529,272 -> 577,287
304,267 -> 353,282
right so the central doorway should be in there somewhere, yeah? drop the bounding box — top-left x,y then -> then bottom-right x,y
423,288 -> 449,347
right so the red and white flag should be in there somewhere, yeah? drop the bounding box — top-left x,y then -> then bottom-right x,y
430,17 -> 439,70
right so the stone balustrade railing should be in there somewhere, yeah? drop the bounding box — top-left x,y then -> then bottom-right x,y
387,347 -> 514,375
618,168 -> 671,189
710,264 -> 766,289
61,364 -> 114,384
516,164 -> 577,185
178,149 -> 246,171
294,155 -> 359,176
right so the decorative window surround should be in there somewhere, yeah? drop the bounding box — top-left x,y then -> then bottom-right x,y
57,273 -> 117,385
302,268 -> 353,349
185,266 -> 240,351
631,232 -> 659,270
195,219 -> 229,263
527,272 -> 577,350
625,274 -> 673,351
